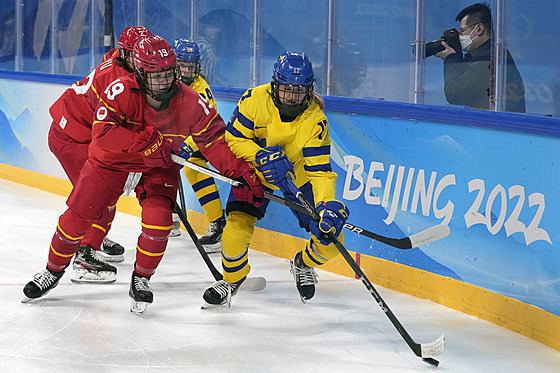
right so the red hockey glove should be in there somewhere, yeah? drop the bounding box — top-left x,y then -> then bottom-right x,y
228,159 -> 264,207
130,126 -> 173,168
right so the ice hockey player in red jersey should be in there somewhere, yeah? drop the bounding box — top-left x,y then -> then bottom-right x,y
23,35 -> 263,314
47,26 -> 152,284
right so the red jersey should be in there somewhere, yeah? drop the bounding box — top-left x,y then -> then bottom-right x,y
90,74 -> 240,175
102,48 -> 120,62
49,53 -> 132,143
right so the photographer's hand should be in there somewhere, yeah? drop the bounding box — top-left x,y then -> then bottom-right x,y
435,41 -> 456,60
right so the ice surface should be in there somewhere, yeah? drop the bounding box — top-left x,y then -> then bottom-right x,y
1,179 -> 559,372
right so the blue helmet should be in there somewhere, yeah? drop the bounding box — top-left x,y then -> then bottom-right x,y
172,38 -> 201,63
172,38 -> 201,85
272,51 -> 314,86
271,51 -> 315,119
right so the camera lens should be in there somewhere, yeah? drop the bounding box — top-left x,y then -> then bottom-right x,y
425,40 -> 444,58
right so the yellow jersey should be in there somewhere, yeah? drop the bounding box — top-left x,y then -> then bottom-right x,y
225,83 -> 337,202
190,75 -> 217,109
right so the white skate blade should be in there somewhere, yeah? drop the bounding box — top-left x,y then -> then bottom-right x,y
97,252 -> 124,263
21,292 -> 53,303
71,269 -> 117,284
202,242 -> 222,254
201,302 -> 228,310
130,300 -> 150,314
169,229 -> 182,237
239,276 -> 266,291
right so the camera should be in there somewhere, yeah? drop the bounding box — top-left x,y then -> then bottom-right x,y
425,28 -> 462,58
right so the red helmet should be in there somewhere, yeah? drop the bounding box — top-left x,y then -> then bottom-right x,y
133,35 -> 181,102
118,26 -> 152,51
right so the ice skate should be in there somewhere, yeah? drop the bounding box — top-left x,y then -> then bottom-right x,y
129,271 -> 153,314
99,237 -> 125,263
169,212 -> 181,237
199,215 -> 226,254
202,277 -> 245,308
22,267 -> 65,302
71,245 -> 117,284
289,252 -> 318,303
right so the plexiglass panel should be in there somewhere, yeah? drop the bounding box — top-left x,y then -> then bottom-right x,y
196,1 -> 253,87
142,0 -> 191,47
0,2 -> 15,71
337,0 -> 416,101
1,0 -> 558,117
262,0 -> 327,93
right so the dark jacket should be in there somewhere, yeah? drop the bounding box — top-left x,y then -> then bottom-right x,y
443,39 -> 525,113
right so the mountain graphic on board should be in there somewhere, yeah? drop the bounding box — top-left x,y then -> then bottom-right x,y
0,108 -> 39,172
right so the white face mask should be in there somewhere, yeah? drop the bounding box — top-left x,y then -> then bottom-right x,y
459,25 -> 478,52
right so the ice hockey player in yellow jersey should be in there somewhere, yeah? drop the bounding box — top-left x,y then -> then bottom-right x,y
203,51 -> 350,306
172,38 -> 225,254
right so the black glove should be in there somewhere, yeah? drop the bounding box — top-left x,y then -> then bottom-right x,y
442,28 -> 463,60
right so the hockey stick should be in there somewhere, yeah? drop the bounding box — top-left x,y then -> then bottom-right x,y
104,0 -> 114,53
177,176 -> 187,213
174,177 -> 266,291
285,177 -> 444,366
174,204 -> 222,280
170,155 -> 450,249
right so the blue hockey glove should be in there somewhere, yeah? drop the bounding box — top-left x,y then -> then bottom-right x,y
255,145 -> 295,192
178,141 -> 195,161
310,200 -> 349,245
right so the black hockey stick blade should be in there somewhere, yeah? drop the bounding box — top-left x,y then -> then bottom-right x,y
423,358 -> 440,367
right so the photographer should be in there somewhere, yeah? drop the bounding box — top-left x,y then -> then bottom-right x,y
435,3 -> 525,113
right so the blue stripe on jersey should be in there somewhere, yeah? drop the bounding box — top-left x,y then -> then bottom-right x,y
305,244 -> 323,266
223,259 -> 249,273
226,123 -> 247,139
303,145 -> 330,157
226,107 -> 249,139
236,110 -> 255,131
304,163 -> 332,173
198,191 -> 221,207
192,178 -> 217,193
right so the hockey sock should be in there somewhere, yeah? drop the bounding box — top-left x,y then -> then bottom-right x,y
47,208 -> 92,272
221,211 -> 257,283
81,203 -> 117,250
301,232 -> 345,268
134,195 -> 172,277
184,158 -> 223,223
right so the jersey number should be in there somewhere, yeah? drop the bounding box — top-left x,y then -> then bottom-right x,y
104,79 -> 125,100
197,95 -> 213,115
317,119 -> 327,140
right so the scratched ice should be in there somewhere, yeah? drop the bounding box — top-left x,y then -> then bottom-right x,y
0,179 -> 559,372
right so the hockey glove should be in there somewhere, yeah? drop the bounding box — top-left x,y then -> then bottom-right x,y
310,200 -> 349,245
178,141 -> 195,161
229,159 -> 264,207
255,145 -> 295,193
130,126 -> 173,168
